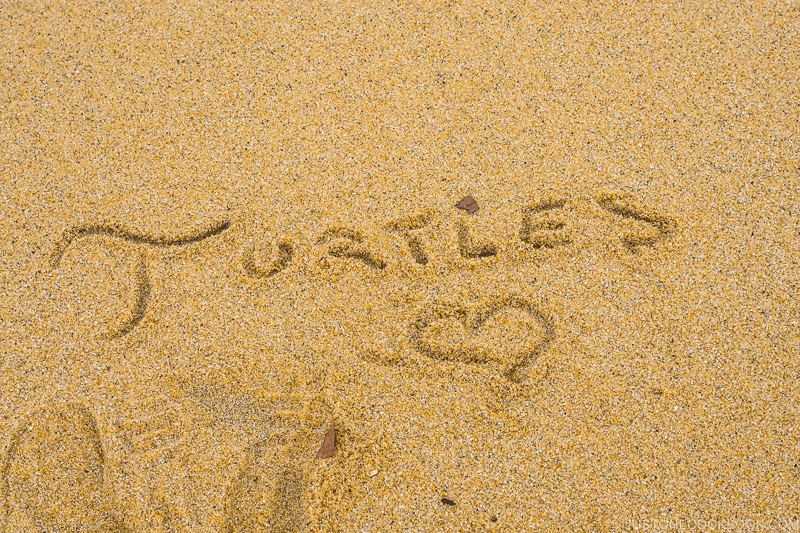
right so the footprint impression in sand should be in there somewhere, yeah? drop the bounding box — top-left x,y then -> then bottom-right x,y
1,403 -> 126,533
223,440 -> 305,533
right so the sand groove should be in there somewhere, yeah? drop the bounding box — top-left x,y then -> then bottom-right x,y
409,295 -> 555,382
596,192 -> 676,251
243,239 -> 294,279
456,221 -> 498,260
318,226 -> 387,270
49,220 -> 231,338
108,251 -> 151,339
50,220 -> 231,268
384,211 -> 432,265
520,198 -> 572,249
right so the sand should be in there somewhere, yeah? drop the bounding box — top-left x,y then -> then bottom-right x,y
1,1 -> 799,531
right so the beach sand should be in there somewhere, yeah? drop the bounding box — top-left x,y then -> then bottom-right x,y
1,1 -> 799,531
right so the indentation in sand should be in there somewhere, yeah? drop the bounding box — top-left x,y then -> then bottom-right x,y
409,294 -> 555,382
2,403 -> 126,532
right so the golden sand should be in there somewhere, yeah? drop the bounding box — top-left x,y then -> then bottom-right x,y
1,1 -> 799,531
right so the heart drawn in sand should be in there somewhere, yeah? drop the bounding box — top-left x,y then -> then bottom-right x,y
409,295 -> 555,382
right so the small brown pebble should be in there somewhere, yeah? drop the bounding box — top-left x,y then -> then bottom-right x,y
455,195 -> 479,213
316,423 -> 336,459
441,497 -> 456,506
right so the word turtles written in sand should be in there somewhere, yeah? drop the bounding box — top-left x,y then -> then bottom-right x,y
48,192 -> 676,339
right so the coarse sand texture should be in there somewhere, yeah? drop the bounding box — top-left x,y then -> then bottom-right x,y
1,1 -> 799,531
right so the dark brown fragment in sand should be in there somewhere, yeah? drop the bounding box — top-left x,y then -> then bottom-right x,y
316,424 -> 336,459
455,196 -> 479,214
441,497 -> 456,506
